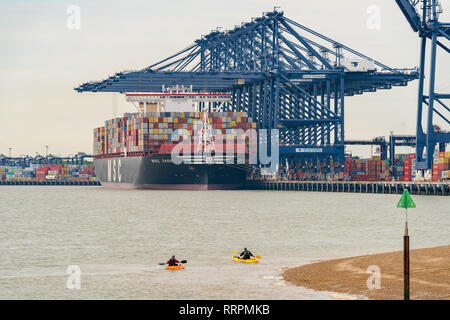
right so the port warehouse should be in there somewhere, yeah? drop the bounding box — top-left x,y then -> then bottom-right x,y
3,4 -> 449,187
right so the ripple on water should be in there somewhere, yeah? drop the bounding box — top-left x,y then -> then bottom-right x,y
0,187 -> 448,299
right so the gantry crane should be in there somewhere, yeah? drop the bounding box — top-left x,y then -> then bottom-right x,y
396,0 -> 450,169
76,9 -> 418,171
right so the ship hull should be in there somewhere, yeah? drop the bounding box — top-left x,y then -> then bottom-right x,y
94,154 -> 249,190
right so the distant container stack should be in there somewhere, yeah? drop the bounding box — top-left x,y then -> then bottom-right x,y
279,151 -> 450,182
344,152 -> 450,182
344,157 -> 390,181
433,151 -> 450,182
1,163 -> 95,182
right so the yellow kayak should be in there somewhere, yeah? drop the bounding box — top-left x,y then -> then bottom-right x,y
165,264 -> 185,270
232,256 -> 259,263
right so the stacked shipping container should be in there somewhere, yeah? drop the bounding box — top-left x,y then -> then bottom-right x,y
0,164 -> 96,182
344,157 -> 390,181
343,151 -> 450,182
94,112 -> 257,157
433,151 -> 450,181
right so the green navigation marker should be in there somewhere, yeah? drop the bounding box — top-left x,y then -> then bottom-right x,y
397,189 -> 416,209
397,188 -> 415,301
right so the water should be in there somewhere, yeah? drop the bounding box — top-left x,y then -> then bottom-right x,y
0,186 -> 448,299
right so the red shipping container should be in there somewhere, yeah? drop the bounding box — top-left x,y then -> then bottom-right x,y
432,164 -> 439,173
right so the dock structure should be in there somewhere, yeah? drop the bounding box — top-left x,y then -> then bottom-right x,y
2,179 -> 448,195
246,181 -> 450,196
0,180 -> 100,186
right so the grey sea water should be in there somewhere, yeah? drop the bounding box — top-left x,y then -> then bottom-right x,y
0,186 -> 448,299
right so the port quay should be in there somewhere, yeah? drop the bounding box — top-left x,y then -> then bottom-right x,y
246,180 -> 449,196
2,176 -> 448,196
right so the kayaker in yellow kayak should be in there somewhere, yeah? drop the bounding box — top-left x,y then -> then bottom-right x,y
167,255 -> 180,266
240,248 -> 254,260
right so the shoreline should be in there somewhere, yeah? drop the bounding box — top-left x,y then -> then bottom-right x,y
283,245 -> 450,300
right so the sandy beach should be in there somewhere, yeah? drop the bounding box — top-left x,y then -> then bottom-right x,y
283,245 -> 450,300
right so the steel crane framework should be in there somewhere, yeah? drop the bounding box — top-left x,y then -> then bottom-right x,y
76,10 -> 418,170
396,0 -> 450,169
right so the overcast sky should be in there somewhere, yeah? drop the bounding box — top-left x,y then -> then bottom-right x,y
1,0 -> 449,158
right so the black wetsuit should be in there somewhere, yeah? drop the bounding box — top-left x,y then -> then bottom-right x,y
240,250 -> 254,260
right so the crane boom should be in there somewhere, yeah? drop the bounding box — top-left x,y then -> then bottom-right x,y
395,0 -> 421,32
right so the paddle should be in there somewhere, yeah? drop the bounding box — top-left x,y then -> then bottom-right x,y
231,251 -> 262,259
159,259 -> 187,265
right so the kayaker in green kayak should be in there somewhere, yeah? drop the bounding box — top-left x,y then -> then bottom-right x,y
240,248 -> 254,260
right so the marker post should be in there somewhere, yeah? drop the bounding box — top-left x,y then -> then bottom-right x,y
396,189 -> 415,300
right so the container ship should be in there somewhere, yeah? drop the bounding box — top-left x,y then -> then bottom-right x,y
93,87 -> 256,190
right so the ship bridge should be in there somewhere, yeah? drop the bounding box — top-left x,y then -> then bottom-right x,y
125,85 -> 232,113
76,9 -> 418,168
